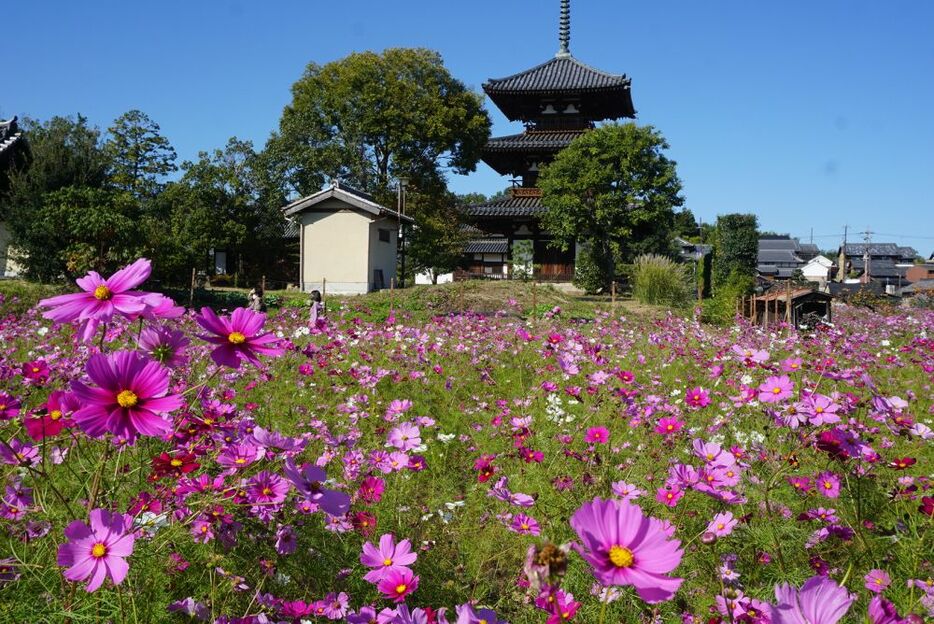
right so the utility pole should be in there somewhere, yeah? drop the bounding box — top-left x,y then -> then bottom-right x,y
863,228 -> 873,284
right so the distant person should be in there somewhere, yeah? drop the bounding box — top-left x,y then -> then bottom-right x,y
309,290 -> 324,325
248,287 -> 266,313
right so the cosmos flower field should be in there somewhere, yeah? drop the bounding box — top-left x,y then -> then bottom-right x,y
0,260 -> 932,623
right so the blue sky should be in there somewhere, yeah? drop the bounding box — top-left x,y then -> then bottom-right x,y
3,1 -> 933,252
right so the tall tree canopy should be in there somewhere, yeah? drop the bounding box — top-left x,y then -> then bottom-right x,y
539,123 -> 684,289
2,115 -> 111,280
266,47 -> 491,200
104,110 -> 177,199
712,213 -> 759,289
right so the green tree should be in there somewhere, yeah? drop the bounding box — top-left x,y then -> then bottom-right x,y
266,48 -> 491,200
539,123 -> 684,292
405,189 -> 468,284
712,213 -> 759,290
104,110 -> 177,199
2,115 -> 110,280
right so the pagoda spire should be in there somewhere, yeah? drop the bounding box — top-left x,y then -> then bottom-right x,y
556,0 -> 571,58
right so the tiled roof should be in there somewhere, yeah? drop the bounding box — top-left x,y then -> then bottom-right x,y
484,55 -> 631,94
464,238 -> 509,254
0,117 -> 23,160
844,243 -> 913,258
463,196 -> 545,218
485,130 -> 588,152
758,249 -> 803,264
900,279 -> 934,294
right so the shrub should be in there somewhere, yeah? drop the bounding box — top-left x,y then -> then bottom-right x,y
631,254 -> 693,307
702,269 -> 755,325
574,242 -> 614,294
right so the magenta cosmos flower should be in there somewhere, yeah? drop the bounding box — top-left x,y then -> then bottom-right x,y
360,533 -> 418,583
585,426 -> 610,444
71,351 -> 184,441
38,258 -> 155,341
685,387 -> 711,409
195,307 -> 283,369
57,508 -> 135,592
377,566 -> 419,603
758,375 -> 795,403
570,497 -> 684,603
773,575 -> 854,624
137,324 -> 190,368
864,569 -> 891,593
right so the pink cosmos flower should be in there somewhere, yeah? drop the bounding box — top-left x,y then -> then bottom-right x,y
510,513 -> 541,536
655,417 -> 684,436
773,575 -> 854,624
70,351 -> 184,441
685,387 -> 711,409
246,471 -> 289,506
282,458 -> 351,517
782,357 -> 803,373
21,359 -> 50,383
0,392 -> 22,421
387,422 -> 421,452
360,533 -> 418,583
216,443 -> 262,469
864,569 -> 891,593
38,258 -> 156,341
801,394 -> 841,426
815,472 -> 841,499
732,345 -> 770,363
57,509 -> 135,592
195,307 -> 283,369
611,481 -> 643,501
758,375 -> 795,403
377,566 -> 419,603
656,486 -> 684,508
570,497 -> 684,603
137,325 -> 190,368
868,595 -> 909,623
23,390 -> 78,441
585,426 -> 610,444
706,512 -> 738,537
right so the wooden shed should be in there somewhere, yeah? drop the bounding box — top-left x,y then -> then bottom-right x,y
749,287 -> 832,328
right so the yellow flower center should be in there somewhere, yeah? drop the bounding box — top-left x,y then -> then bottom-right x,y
93,285 -> 112,300
823,481 -> 833,489
91,543 -> 107,558
170,458 -> 183,467
608,545 -> 634,568
521,523 -> 530,530
234,458 -> 246,465
49,410 -> 62,421
31,367 -> 39,373
816,407 -> 824,413
666,424 -> 674,431
262,487 -> 272,496
228,332 -> 246,344
383,558 -> 393,566
772,387 -> 781,394
717,523 -> 725,530
395,583 -> 407,595
116,390 -> 138,408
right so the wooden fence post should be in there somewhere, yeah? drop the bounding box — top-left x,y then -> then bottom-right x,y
750,294 -> 756,323
611,281 -> 617,314
261,275 -> 266,294
786,282 -> 792,324
189,267 -> 196,308
531,282 -> 537,318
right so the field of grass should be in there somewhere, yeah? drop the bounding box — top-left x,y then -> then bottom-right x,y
0,273 -> 931,623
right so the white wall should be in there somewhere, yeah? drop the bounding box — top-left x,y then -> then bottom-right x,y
368,217 -> 399,290
0,222 -> 22,277
300,204 -> 371,294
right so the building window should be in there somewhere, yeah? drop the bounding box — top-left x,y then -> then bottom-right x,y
378,229 -> 390,243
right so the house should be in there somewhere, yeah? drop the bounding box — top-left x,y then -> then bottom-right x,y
838,243 -> 917,289
281,181 -> 414,294
0,117 -> 28,277
801,255 -> 833,289
905,262 -> 934,284
674,237 -> 712,262
757,236 -> 805,280
898,279 -> 934,298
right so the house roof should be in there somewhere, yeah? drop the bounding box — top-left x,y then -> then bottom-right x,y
281,180 -> 414,223
464,237 -> 509,254
843,242 -> 917,259
755,288 -> 830,302
463,196 -> 545,218
900,279 -> 934,294
805,255 -> 833,267
758,249 -> 803,264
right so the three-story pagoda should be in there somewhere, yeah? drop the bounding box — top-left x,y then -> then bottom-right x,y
460,0 -> 636,280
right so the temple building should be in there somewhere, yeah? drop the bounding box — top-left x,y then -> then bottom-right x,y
458,0 -> 635,281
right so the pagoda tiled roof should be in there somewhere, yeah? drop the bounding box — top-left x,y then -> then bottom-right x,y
484,55 -> 630,95
463,195 -> 545,218
464,237 -> 509,254
485,129 -> 588,152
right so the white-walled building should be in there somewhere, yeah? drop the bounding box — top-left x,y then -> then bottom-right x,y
282,181 -> 414,294
802,255 -> 833,289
